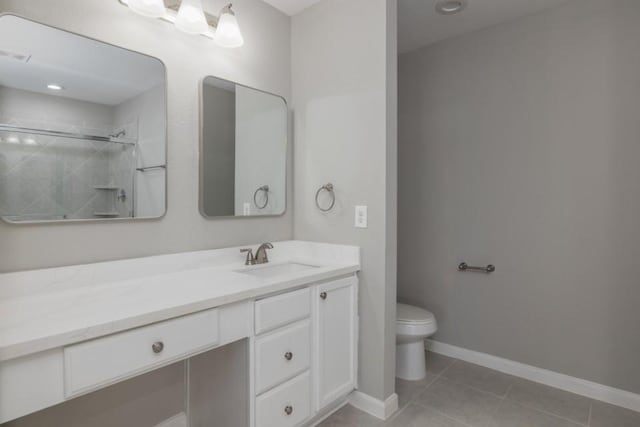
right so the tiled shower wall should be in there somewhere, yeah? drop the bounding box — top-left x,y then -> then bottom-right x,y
0,86 -> 136,220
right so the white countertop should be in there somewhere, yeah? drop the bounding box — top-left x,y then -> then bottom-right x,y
0,241 -> 359,362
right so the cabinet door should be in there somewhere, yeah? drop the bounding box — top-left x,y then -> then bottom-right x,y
314,276 -> 358,410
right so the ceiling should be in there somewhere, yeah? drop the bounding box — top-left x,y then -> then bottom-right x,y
261,0 -> 322,16
399,0 -> 570,53
0,15 -> 164,106
264,0 -> 570,53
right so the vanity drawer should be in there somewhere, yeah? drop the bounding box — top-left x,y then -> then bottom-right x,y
255,320 -> 311,394
64,308 -> 219,396
256,371 -> 311,427
255,287 -> 311,334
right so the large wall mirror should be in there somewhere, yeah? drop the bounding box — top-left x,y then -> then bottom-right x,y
200,76 -> 287,218
0,15 -> 167,223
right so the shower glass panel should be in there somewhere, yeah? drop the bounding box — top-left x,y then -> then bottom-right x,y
0,15 -> 167,223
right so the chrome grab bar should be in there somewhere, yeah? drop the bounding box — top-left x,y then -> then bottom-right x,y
458,262 -> 495,273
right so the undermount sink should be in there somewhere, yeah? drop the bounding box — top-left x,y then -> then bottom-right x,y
236,262 -> 319,279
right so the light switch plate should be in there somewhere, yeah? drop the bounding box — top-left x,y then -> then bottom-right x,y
355,205 -> 368,228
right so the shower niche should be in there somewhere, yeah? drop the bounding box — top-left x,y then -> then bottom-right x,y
0,14 -> 167,223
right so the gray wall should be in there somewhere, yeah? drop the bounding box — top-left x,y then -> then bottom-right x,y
292,0 -> 398,401
0,0 -> 293,272
202,83 -> 235,217
398,0 -> 640,394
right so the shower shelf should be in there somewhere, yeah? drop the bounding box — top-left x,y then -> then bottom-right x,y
93,186 -> 119,190
93,212 -> 120,218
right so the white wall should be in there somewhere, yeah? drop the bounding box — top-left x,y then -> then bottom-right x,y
292,0 -> 398,401
113,84 -> 167,218
0,85 -> 114,134
0,0 -> 292,272
234,85 -> 287,215
398,0 -> 640,394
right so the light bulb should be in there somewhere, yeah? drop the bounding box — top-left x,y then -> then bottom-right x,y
214,6 -> 244,48
175,0 -> 209,35
127,0 -> 167,18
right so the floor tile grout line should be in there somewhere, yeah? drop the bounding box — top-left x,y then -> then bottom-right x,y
502,383 -> 514,401
401,375 -> 439,410
421,404 -> 477,427
421,355 -> 589,426
432,373 -> 513,401
502,399 -> 589,426
435,356 -> 518,400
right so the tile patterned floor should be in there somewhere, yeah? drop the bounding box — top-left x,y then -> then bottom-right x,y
319,351 -> 640,427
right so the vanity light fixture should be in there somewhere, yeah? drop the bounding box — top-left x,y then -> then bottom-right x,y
47,83 -> 64,91
213,4 -> 244,48
127,0 -> 167,18
175,0 -> 209,34
119,0 -> 244,48
435,0 -> 467,15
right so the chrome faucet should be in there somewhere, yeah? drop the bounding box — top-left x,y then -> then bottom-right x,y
255,242 -> 274,264
240,243 -> 274,266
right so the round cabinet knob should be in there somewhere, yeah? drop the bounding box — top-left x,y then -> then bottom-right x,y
152,341 -> 164,354
284,405 -> 293,416
320,292 -> 327,300
284,351 -> 293,361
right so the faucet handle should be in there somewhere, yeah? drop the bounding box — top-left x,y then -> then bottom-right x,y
240,248 -> 255,266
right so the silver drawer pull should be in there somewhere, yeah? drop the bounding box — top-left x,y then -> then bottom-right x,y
284,351 -> 293,361
320,292 -> 327,300
152,341 -> 164,354
284,405 -> 293,415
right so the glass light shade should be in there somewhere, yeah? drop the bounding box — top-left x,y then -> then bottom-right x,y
127,0 -> 166,18
214,11 -> 244,48
175,0 -> 209,35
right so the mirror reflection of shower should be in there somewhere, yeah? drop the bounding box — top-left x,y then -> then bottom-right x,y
0,14 -> 167,223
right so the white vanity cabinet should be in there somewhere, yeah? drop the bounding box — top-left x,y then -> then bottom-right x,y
0,242 -> 360,426
314,276 -> 358,411
253,275 -> 358,427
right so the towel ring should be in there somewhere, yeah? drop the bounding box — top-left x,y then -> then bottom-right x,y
315,183 -> 335,212
253,185 -> 269,209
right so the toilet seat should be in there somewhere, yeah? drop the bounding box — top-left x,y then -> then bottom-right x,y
396,303 -> 437,336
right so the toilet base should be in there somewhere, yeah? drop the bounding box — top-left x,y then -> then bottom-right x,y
396,339 -> 426,381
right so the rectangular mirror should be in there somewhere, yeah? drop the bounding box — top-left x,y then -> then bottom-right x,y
0,15 -> 167,223
200,76 -> 287,218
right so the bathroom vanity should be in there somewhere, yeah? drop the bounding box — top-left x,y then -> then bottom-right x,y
0,241 -> 359,426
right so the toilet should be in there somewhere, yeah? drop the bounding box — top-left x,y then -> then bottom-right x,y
396,303 -> 438,381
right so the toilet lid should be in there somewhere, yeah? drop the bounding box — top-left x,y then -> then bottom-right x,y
397,303 -> 435,324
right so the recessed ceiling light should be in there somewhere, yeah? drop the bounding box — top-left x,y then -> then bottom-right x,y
47,84 -> 64,91
435,0 -> 467,15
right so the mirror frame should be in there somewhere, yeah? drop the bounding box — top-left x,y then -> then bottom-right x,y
198,75 -> 288,219
0,13 -> 169,225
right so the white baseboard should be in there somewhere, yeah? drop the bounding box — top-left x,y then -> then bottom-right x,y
426,339 -> 640,413
348,390 -> 399,420
153,412 -> 187,427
